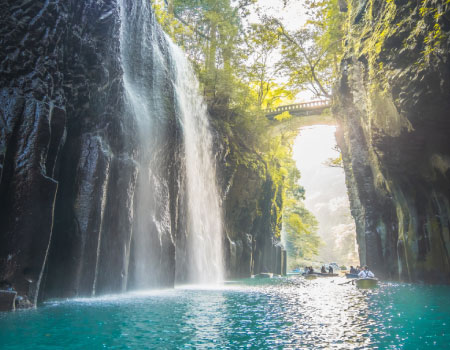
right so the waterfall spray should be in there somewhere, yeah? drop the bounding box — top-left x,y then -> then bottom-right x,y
119,0 -> 223,286
168,41 -> 224,284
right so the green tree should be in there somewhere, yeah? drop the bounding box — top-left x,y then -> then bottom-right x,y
155,0 -> 255,106
243,23 -> 284,108
284,204 -> 321,260
262,0 -> 345,98
155,0 -> 322,260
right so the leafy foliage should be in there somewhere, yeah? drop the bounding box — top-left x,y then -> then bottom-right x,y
262,0 -> 345,98
274,111 -> 292,122
284,204 -> 320,260
154,0 -> 328,260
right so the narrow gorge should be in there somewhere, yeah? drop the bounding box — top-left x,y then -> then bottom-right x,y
1,0 -> 449,311
1,0 -> 450,348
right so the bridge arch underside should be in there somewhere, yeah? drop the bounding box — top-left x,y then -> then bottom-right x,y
270,112 -> 336,135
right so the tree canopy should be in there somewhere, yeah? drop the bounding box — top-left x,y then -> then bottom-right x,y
154,0 -> 343,264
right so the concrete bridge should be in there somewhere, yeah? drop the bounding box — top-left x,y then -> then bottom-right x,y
265,100 -> 331,119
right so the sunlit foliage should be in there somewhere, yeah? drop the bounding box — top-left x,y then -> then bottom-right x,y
265,0 -> 345,98
154,0 -> 328,260
284,204 -> 321,260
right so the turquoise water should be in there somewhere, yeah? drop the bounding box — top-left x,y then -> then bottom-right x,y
1,277 -> 450,349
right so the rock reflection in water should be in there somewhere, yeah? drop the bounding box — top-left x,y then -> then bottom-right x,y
181,286 -> 227,347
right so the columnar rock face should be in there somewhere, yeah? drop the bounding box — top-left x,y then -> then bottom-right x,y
0,0 -> 181,302
335,0 -> 450,283
0,0 -> 142,302
215,135 -> 284,279
0,0 -> 285,304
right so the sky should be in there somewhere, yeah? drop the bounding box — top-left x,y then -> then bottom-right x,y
247,0 -> 308,31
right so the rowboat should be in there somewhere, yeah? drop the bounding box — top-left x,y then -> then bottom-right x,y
355,278 -> 378,289
345,273 -> 359,279
304,274 -> 318,280
315,273 -> 339,277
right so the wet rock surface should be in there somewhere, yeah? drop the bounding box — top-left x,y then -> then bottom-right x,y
335,0 -> 450,283
0,0 -> 284,304
215,132 -> 285,279
1,0 -> 154,302
0,290 -> 17,311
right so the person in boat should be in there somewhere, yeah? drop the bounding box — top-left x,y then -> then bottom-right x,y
321,265 -> 326,273
349,266 -> 358,274
328,265 -> 333,274
358,265 -> 374,278
309,266 -> 315,274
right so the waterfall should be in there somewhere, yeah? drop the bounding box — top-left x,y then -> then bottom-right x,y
119,0 -> 224,286
168,42 -> 224,284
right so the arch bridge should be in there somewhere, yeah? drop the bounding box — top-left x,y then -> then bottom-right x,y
265,100 -> 331,119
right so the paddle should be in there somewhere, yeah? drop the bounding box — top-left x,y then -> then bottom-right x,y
338,279 -> 355,286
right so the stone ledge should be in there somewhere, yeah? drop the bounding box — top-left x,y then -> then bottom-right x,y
0,290 -> 17,312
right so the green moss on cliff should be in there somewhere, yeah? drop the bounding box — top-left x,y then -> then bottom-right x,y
336,0 -> 450,282
347,0 -> 449,93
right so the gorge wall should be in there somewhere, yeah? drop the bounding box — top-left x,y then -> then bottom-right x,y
215,130 -> 285,279
0,0 -> 283,305
335,0 -> 450,283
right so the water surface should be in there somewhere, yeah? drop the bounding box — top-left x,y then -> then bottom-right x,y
1,277 -> 449,349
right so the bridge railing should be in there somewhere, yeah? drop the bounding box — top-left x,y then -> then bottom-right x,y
265,100 -> 331,115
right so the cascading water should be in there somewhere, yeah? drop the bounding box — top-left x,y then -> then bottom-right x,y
119,0 -> 174,289
119,0 -> 223,286
168,41 -> 224,284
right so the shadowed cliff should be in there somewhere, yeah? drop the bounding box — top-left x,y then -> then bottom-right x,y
0,0 -> 285,305
335,0 -> 450,283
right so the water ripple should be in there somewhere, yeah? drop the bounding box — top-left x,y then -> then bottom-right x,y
1,277 -> 450,349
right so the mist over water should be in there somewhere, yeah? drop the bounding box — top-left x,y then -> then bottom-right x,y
293,125 -> 359,266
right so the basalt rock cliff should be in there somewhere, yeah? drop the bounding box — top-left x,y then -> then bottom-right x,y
335,0 -> 450,283
215,131 -> 285,279
0,0 -> 284,306
0,0 -> 143,303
